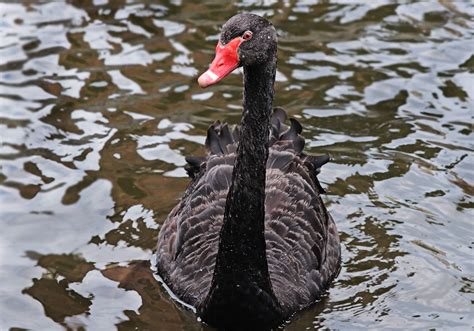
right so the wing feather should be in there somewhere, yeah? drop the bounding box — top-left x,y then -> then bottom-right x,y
156,108 -> 340,312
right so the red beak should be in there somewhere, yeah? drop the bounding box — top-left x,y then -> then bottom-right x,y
198,37 -> 243,88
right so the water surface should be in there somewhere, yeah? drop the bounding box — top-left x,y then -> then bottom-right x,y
0,1 -> 473,330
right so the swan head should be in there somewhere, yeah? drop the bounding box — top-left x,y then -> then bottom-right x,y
198,13 -> 277,88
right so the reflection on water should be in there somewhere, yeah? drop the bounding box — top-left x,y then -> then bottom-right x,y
0,1 -> 473,330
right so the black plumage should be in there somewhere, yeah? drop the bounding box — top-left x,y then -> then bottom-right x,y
156,13 -> 341,330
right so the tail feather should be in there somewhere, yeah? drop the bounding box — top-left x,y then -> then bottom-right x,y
205,120 -> 239,155
220,124 -> 234,149
185,156 -> 206,178
188,108 -> 330,194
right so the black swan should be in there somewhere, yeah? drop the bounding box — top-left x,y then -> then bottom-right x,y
156,13 -> 341,330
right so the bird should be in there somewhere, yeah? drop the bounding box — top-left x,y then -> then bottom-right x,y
156,13 -> 341,330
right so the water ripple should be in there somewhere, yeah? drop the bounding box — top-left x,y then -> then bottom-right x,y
0,1 -> 472,330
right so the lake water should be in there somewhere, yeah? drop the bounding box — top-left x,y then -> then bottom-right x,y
0,1 -> 473,330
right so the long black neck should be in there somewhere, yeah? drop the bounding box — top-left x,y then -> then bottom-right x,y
200,57 -> 283,327
217,60 -> 276,283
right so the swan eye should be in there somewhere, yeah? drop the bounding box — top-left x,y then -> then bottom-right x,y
242,31 -> 253,41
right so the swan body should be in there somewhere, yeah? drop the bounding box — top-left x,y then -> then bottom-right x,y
156,13 -> 341,330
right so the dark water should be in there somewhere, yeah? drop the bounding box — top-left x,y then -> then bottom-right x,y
0,1 -> 473,330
